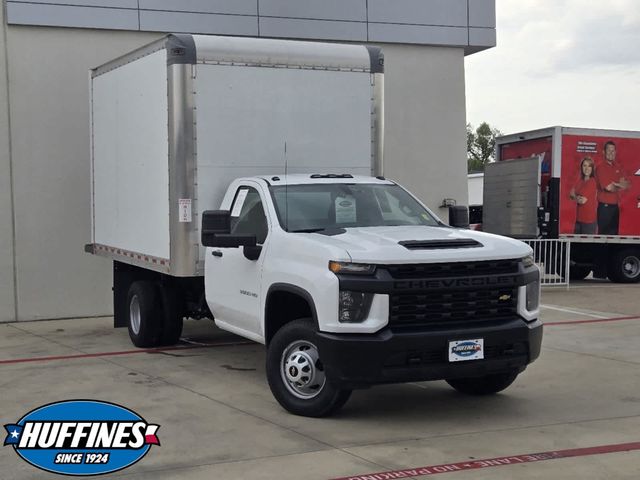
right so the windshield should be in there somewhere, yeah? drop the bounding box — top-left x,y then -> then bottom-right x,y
270,183 -> 441,232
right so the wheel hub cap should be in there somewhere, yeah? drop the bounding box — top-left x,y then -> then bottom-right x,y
129,295 -> 141,335
281,340 -> 326,399
623,256 -> 640,277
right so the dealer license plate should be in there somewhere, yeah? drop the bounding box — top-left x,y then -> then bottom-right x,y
448,339 -> 484,362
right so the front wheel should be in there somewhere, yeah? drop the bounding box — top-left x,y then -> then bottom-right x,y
266,320 -> 351,417
446,370 -> 519,395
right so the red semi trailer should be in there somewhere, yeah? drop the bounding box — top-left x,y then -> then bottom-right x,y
483,126 -> 640,283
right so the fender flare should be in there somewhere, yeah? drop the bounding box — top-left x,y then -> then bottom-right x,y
265,283 -> 320,333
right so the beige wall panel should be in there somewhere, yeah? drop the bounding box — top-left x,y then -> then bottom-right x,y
382,44 -> 468,223
0,6 -> 17,322
7,27 -> 161,320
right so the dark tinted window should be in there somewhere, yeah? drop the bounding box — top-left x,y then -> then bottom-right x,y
230,187 -> 268,244
271,183 -> 440,232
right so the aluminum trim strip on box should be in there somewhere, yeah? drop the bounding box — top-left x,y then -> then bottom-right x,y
192,34 -> 372,70
91,244 -> 171,274
168,63 -> 199,277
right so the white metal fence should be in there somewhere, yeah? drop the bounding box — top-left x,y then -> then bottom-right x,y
523,239 -> 571,286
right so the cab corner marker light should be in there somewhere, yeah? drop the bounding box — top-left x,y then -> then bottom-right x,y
329,261 -> 342,273
328,261 -> 375,275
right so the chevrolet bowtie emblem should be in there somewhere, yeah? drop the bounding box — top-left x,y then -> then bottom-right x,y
498,294 -> 511,301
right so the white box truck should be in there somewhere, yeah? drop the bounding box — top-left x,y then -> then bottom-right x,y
88,35 -> 542,417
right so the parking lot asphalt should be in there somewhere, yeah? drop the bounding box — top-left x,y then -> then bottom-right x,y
1,280 -> 639,479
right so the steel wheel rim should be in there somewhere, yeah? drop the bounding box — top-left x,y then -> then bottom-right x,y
622,256 -> 640,278
130,295 -> 141,335
280,340 -> 326,399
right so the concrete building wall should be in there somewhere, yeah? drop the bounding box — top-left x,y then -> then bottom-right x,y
383,44 -> 468,220
0,4 -> 16,322
5,27 -> 161,321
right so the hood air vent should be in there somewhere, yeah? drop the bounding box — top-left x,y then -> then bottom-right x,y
399,239 -> 482,250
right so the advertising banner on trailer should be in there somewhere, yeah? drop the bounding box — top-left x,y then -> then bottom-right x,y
560,135 -> 640,236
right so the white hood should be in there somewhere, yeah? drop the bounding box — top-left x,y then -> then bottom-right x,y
309,226 -> 531,264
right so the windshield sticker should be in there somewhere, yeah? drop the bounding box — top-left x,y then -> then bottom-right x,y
231,189 -> 249,217
335,195 -> 356,224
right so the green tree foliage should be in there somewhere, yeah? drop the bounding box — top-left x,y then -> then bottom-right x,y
467,122 -> 502,173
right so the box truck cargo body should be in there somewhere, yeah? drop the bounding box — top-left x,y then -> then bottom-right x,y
89,34 -> 384,277
87,35 -> 542,417
484,127 -> 640,282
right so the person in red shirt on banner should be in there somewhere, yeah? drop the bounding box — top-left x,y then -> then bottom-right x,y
569,156 -> 597,234
595,141 -> 631,235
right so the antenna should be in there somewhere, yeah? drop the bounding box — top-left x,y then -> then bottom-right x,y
284,141 -> 288,231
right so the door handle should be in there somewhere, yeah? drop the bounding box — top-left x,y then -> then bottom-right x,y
211,250 -> 223,257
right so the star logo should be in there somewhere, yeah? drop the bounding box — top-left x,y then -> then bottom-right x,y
10,430 -> 19,439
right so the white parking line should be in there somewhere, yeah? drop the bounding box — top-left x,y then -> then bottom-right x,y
540,304 -> 611,319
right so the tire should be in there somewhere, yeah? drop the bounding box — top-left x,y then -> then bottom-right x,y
127,281 -> 163,348
607,249 -> 640,283
266,319 -> 352,417
446,370 -> 519,395
569,265 -> 591,281
158,283 -> 184,346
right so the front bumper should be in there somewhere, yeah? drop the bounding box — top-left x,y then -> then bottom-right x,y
316,318 -> 542,389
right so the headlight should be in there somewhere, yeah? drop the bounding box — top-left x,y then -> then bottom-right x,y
522,255 -> 535,268
329,261 -> 376,275
338,291 -> 373,323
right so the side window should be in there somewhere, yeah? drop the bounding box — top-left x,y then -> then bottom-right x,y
230,187 -> 268,244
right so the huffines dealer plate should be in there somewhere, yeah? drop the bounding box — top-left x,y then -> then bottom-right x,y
448,339 -> 484,362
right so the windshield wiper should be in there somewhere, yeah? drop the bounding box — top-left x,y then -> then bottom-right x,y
290,228 -> 328,233
290,227 -> 347,236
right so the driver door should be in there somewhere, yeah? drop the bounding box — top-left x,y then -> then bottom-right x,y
205,183 -> 270,339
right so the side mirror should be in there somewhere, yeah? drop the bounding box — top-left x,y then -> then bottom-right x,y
449,205 -> 470,229
202,210 -> 230,246
201,210 -> 257,248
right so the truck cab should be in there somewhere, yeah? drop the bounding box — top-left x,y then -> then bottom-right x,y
201,174 -> 543,416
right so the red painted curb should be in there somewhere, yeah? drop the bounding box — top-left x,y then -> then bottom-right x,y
332,441 -> 640,480
0,341 -> 252,365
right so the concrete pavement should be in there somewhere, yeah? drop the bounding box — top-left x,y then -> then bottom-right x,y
0,279 -> 639,479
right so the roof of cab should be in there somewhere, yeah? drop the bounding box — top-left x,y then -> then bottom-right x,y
254,174 -> 393,186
